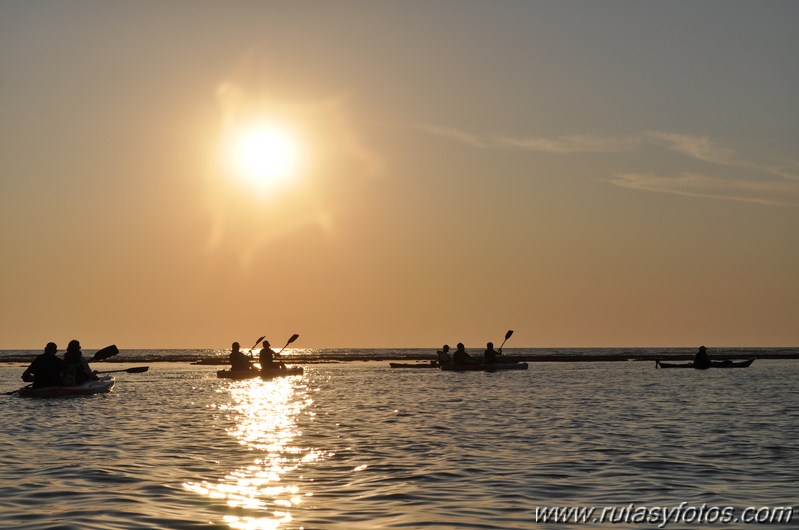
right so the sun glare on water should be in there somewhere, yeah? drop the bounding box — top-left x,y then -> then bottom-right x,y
228,122 -> 301,188
183,377 -> 319,530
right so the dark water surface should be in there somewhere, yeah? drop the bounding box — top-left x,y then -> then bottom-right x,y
2,347 -> 797,364
1,360 -> 797,529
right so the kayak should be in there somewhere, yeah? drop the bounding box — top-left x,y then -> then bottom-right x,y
217,369 -> 260,380
16,376 -> 115,398
217,367 -> 304,379
656,359 -> 755,369
389,362 -> 439,369
261,366 -> 303,378
441,362 -> 528,372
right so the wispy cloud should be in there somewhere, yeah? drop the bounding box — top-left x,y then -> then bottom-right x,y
418,124 -> 637,153
643,131 -> 740,167
630,132 -> 799,204
761,162 -> 799,182
609,172 -> 799,206
495,134 -> 638,153
642,131 -> 799,182
417,124 -> 495,148
417,123 -> 799,206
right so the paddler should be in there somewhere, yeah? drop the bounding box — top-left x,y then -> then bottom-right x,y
21,342 -> 66,388
63,339 -> 99,385
452,343 -> 472,365
693,345 -> 711,369
259,340 -> 286,371
437,344 -> 452,366
229,342 -> 253,371
484,342 -> 503,364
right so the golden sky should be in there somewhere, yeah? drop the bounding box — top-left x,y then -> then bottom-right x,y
1,2 -> 797,348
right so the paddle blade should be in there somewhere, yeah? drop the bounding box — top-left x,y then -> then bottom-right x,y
91,345 -> 120,362
251,336 -> 266,350
95,366 -> 149,374
277,334 -> 300,354
505,330 -> 514,340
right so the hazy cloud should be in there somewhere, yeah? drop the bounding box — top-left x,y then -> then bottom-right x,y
418,124 -> 637,153
643,131 -> 740,166
419,123 -> 799,206
629,132 -> 799,205
763,163 -> 799,182
495,134 -> 639,153
417,125 -> 496,148
610,172 -> 799,206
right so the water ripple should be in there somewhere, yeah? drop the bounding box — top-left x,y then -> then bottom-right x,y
1,361 -> 798,528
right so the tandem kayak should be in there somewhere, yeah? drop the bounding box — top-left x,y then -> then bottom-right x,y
217,369 -> 260,380
441,362 -> 528,372
389,362 -> 439,369
655,359 -> 755,369
16,376 -> 115,398
217,367 -> 304,379
261,366 -> 303,378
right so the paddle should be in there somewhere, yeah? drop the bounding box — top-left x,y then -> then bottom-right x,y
90,344 -> 120,362
95,366 -> 149,374
248,336 -> 266,358
498,330 -> 514,350
277,333 -> 300,354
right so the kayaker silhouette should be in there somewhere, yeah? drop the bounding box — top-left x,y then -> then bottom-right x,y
21,342 -> 66,387
259,340 -> 285,371
453,343 -> 472,365
693,345 -> 711,369
229,342 -> 253,371
437,344 -> 451,366
63,340 -> 99,385
484,342 -> 503,364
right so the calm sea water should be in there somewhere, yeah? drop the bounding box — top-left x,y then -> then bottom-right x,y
1,357 -> 797,529
2,346 -> 796,364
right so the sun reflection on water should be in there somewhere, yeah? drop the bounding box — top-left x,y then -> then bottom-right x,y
184,376 -> 320,529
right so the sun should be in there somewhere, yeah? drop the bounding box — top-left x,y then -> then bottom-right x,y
229,122 -> 300,187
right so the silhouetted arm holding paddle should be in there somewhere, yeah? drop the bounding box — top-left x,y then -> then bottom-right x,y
248,336 -> 266,360
498,330 -> 513,351
274,334 -> 299,369
498,330 -> 513,360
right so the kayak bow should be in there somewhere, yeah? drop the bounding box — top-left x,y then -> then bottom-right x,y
389,362 -> 439,369
441,362 -> 528,372
655,359 -> 755,369
217,367 -> 304,379
16,376 -> 115,398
